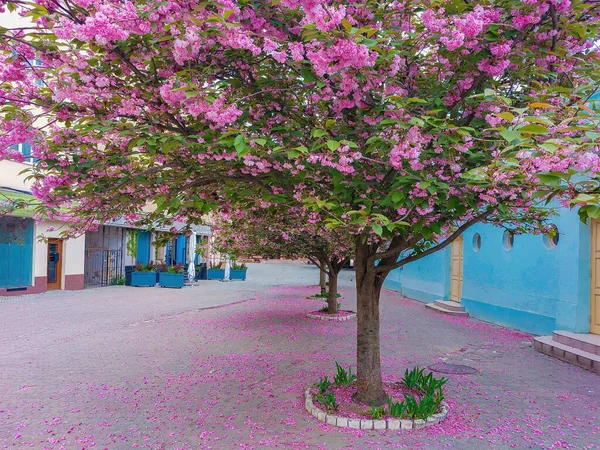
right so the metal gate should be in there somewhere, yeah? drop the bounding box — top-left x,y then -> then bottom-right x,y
84,249 -> 123,287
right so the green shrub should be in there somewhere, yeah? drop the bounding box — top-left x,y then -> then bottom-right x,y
394,366 -> 447,419
369,403 -> 385,419
318,301 -> 341,312
400,366 -> 425,389
315,391 -> 338,412
333,362 -> 356,386
316,376 -> 331,394
387,396 -> 406,418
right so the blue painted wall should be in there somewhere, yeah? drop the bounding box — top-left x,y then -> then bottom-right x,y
384,208 -> 590,335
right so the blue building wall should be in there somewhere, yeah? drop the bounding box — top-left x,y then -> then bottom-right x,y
384,208 -> 591,336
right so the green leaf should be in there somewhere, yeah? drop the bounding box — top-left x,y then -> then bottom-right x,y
162,140 -> 179,153
234,134 -> 246,154
573,193 -> 596,203
254,138 -> 267,146
372,223 -> 383,236
341,18 -> 352,32
499,129 -> 521,142
496,112 -> 514,122
518,124 -> 548,134
327,140 -> 340,151
312,129 -> 326,138
536,174 -> 563,187
406,98 -> 428,104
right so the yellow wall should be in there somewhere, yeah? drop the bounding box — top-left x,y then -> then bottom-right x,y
34,221 -> 85,284
0,160 -> 33,191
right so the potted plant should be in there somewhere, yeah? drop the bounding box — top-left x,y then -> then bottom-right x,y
130,262 -> 156,287
207,262 -> 225,280
230,262 -> 248,281
158,263 -> 185,288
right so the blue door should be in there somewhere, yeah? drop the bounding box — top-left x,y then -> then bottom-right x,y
0,217 -> 34,288
136,231 -> 151,264
176,235 -> 187,265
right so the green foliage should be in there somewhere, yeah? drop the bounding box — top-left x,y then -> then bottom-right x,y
403,392 -> 439,420
127,231 -> 139,259
311,292 -> 341,299
379,366 -> 448,419
316,376 -> 331,394
134,262 -> 155,272
232,262 -> 247,270
369,403 -> 385,419
400,366 -> 426,389
334,362 -> 357,386
111,275 -> 126,286
157,263 -> 185,273
315,391 -> 338,412
418,372 -> 448,393
387,396 -> 406,419
318,301 -> 341,312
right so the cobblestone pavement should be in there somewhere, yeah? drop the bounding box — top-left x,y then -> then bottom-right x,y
0,262 -> 598,449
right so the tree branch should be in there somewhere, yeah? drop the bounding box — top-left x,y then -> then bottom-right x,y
374,209 -> 494,273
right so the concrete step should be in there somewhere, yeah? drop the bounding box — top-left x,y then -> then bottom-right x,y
552,330 -> 600,356
425,302 -> 469,316
434,300 -> 465,312
534,335 -> 600,374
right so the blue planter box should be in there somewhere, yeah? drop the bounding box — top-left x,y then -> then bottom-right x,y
130,271 -> 156,287
230,269 -> 247,281
207,268 -> 225,280
159,272 -> 184,288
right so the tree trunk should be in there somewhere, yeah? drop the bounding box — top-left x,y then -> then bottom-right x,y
327,271 -> 338,314
354,239 -> 387,405
319,265 -> 327,296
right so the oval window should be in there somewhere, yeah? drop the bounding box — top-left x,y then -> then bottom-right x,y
543,225 -> 559,249
472,233 -> 481,253
503,230 -> 514,251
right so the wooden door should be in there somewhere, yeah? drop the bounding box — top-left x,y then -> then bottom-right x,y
47,239 -> 63,290
450,236 -> 464,303
590,220 -> 600,334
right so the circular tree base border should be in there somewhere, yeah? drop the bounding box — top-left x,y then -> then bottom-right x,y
304,388 -> 449,430
307,311 -> 356,321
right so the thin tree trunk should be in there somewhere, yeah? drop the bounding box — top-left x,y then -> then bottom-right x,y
327,271 -> 338,314
354,239 -> 386,405
319,265 -> 327,296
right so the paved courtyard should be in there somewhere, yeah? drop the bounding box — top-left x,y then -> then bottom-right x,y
0,262 -> 598,449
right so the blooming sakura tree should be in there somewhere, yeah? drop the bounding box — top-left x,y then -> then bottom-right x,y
2,0 -> 600,404
213,206 -> 352,312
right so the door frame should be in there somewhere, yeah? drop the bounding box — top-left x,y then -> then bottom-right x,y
590,219 -> 600,334
450,235 -> 464,303
47,238 -> 63,290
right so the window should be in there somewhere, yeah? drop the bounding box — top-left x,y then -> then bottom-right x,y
472,233 -> 481,252
30,58 -> 44,87
9,142 -> 35,163
503,230 -> 514,251
543,225 -> 559,249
